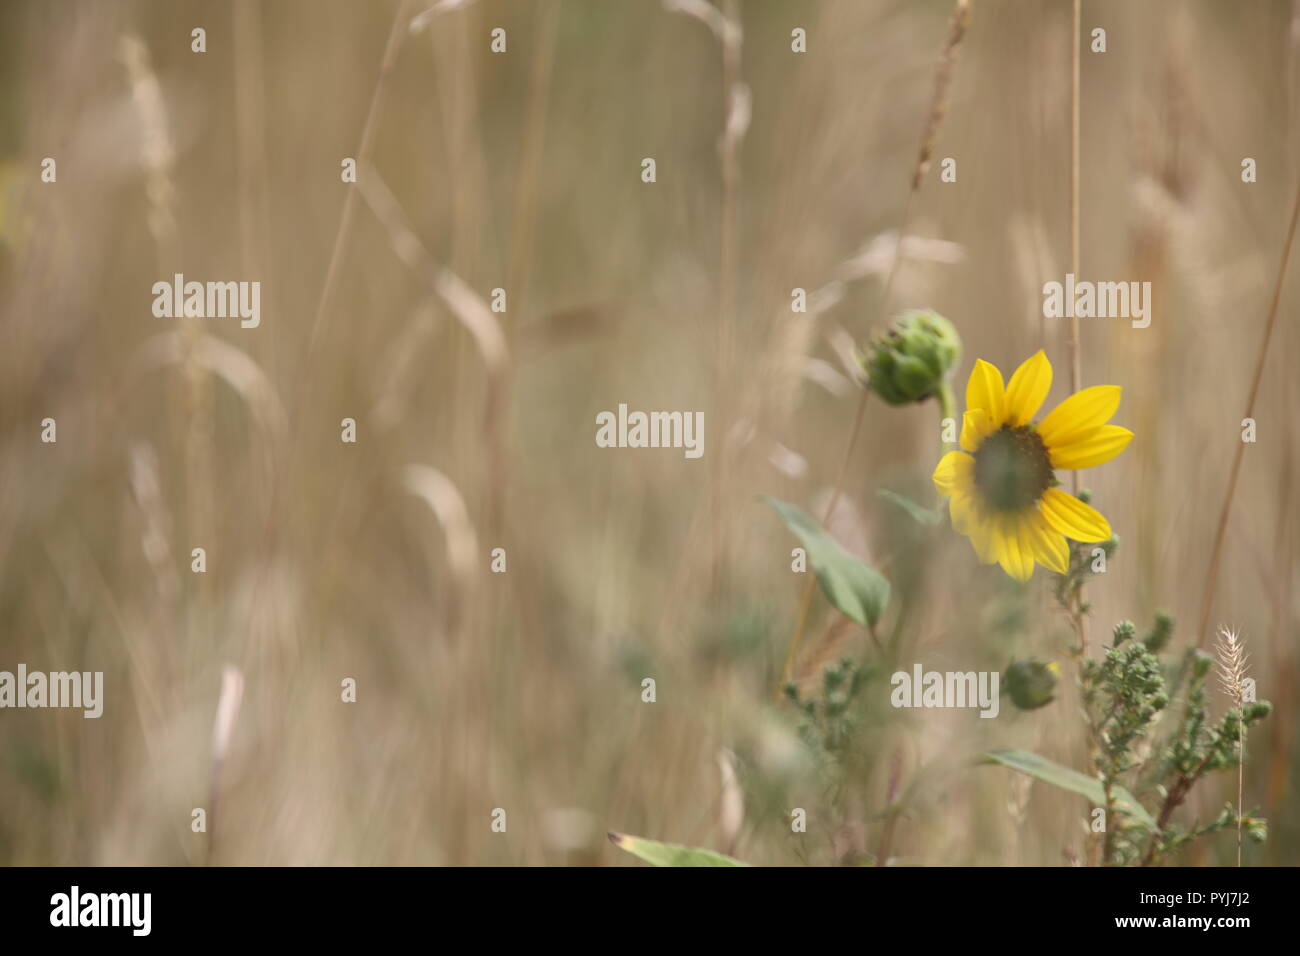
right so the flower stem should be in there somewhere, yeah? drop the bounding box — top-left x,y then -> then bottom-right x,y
937,380 -> 956,449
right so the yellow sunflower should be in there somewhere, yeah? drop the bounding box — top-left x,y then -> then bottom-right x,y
932,350 -> 1132,582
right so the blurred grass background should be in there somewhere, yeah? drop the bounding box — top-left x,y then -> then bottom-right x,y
0,0 -> 1297,865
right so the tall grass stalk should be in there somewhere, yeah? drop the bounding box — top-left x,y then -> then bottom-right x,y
776,0 -> 971,697
1215,626 -> 1249,867
1196,180 -> 1300,648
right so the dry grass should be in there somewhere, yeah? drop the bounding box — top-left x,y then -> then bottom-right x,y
0,0 -> 1297,866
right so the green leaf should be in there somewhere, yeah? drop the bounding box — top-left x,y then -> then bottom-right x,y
763,497 -> 890,628
979,748 -> 1158,831
878,488 -> 942,527
608,832 -> 750,867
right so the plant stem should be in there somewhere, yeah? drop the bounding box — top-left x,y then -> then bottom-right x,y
1067,0 -> 1082,496
937,380 -> 956,445
1101,777 -> 1116,865
1237,712 -> 1245,867
1063,570 -> 1098,863
1196,178 -> 1300,648
1140,750 -> 1215,866
774,390 -> 870,698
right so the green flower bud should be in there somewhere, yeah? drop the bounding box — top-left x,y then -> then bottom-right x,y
1113,620 -> 1136,645
859,309 -> 961,405
1191,649 -> 1215,680
1142,611 -> 1174,653
1004,659 -> 1060,710
1221,712 -> 1242,741
1245,700 -> 1272,722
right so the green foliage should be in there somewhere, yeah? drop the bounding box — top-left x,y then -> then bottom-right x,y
1080,625 -> 1169,863
764,497 -> 890,628
979,749 -> 1156,830
783,658 -> 885,863
1142,611 -> 1174,653
986,608 -> 1274,865
608,832 -> 750,867
878,488 -> 943,527
1137,644 -> 1272,865
1082,624 -> 1169,779
784,658 -> 869,765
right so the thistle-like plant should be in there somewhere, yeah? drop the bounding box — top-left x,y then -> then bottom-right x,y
986,606 -> 1271,866
1080,622 -> 1168,865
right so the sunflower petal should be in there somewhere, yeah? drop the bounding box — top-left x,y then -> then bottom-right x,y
1049,425 -> 1134,470
1037,385 -> 1121,447
1024,511 -> 1069,574
960,408 -> 994,452
1004,350 -> 1053,426
965,359 -> 1006,426
996,515 -> 1034,582
1019,517 -> 1042,581
932,450 -> 974,496
1040,488 -> 1111,543
949,490 -> 976,534
969,512 -> 999,564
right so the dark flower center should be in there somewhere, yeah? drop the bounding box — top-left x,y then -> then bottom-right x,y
973,425 -> 1054,512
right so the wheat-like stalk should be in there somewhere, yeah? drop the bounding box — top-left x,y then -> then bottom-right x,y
911,0 -> 971,192
1215,625 -> 1249,704
1214,625 -> 1249,866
